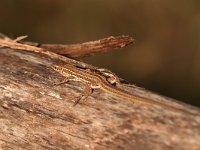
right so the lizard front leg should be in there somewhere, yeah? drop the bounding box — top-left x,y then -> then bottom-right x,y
53,76 -> 75,86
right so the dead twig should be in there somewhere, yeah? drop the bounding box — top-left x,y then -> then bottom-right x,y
35,35 -> 134,58
4,34 -> 134,58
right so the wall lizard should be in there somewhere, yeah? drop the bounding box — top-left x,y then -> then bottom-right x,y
52,63 -> 195,115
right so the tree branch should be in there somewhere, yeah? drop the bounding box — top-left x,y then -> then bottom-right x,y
0,47 -> 200,150
38,35 -> 134,58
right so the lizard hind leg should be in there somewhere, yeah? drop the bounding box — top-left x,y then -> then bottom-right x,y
73,84 -> 93,106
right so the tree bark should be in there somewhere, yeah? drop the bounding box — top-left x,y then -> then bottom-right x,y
0,47 -> 200,150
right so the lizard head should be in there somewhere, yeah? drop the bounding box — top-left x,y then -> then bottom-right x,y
52,63 -> 65,73
52,64 -> 60,70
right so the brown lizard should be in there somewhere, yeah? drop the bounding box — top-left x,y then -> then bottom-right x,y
52,63 -> 196,115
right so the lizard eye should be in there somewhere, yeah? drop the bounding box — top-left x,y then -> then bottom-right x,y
53,65 -> 58,70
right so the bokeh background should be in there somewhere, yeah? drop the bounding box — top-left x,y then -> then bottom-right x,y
0,0 -> 200,106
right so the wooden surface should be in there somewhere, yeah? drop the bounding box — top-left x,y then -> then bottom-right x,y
0,47 -> 200,150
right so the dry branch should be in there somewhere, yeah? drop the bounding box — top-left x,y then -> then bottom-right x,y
14,35 -> 134,58
0,46 -> 200,150
37,36 -> 134,58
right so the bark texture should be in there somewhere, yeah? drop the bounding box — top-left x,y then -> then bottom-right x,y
0,48 -> 200,150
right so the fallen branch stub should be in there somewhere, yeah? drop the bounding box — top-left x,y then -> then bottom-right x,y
0,47 -> 200,150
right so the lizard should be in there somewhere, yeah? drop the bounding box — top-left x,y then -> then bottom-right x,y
51,62 -> 196,115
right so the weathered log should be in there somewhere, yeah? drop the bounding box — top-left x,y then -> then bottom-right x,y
0,47 -> 200,150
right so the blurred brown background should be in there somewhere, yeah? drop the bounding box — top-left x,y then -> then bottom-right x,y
0,0 -> 200,106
